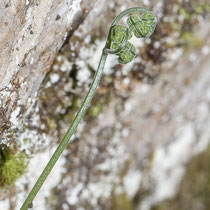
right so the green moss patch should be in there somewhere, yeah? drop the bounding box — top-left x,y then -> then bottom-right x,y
0,145 -> 28,188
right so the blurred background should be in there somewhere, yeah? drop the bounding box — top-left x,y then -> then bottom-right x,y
0,0 -> 210,209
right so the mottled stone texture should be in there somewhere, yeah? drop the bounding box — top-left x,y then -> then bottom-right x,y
0,0 -> 96,139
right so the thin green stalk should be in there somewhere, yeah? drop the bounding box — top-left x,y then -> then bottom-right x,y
20,53 -> 108,210
20,7 -> 156,210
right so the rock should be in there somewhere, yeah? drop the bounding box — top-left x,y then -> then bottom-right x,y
0,0 -> 96,141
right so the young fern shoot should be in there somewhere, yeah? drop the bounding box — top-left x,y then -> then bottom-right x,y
20,7 -> 157,210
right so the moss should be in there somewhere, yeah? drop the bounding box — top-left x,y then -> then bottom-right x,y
0,144 -> 28,188
23,138 -> 28,144
110,192 -> 132,210
83,202 -> 93,210
194,5 -> 204,14
89,105 -> 102,117
180,32 -> 203,47
46,116 -> 57,131
71,96 -> 80,109
178,8 -> 191,21
87,93 -> 110,118
171,22 -> 181,32
191,0 -> 210,14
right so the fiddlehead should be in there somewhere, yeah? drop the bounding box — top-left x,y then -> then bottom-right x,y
104,7 -> 157,63
20,7 -> 156,210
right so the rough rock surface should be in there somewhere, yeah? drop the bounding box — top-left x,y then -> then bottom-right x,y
1,0 -> 210,209
0,0 -> 96,140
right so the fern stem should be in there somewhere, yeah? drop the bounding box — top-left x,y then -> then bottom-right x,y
20,53 -> 108,210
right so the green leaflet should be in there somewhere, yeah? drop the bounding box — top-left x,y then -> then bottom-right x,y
112,41 -> 136,64
127,12 -> 156,38
111,25 -> 132,44
111,25 -> 135,64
